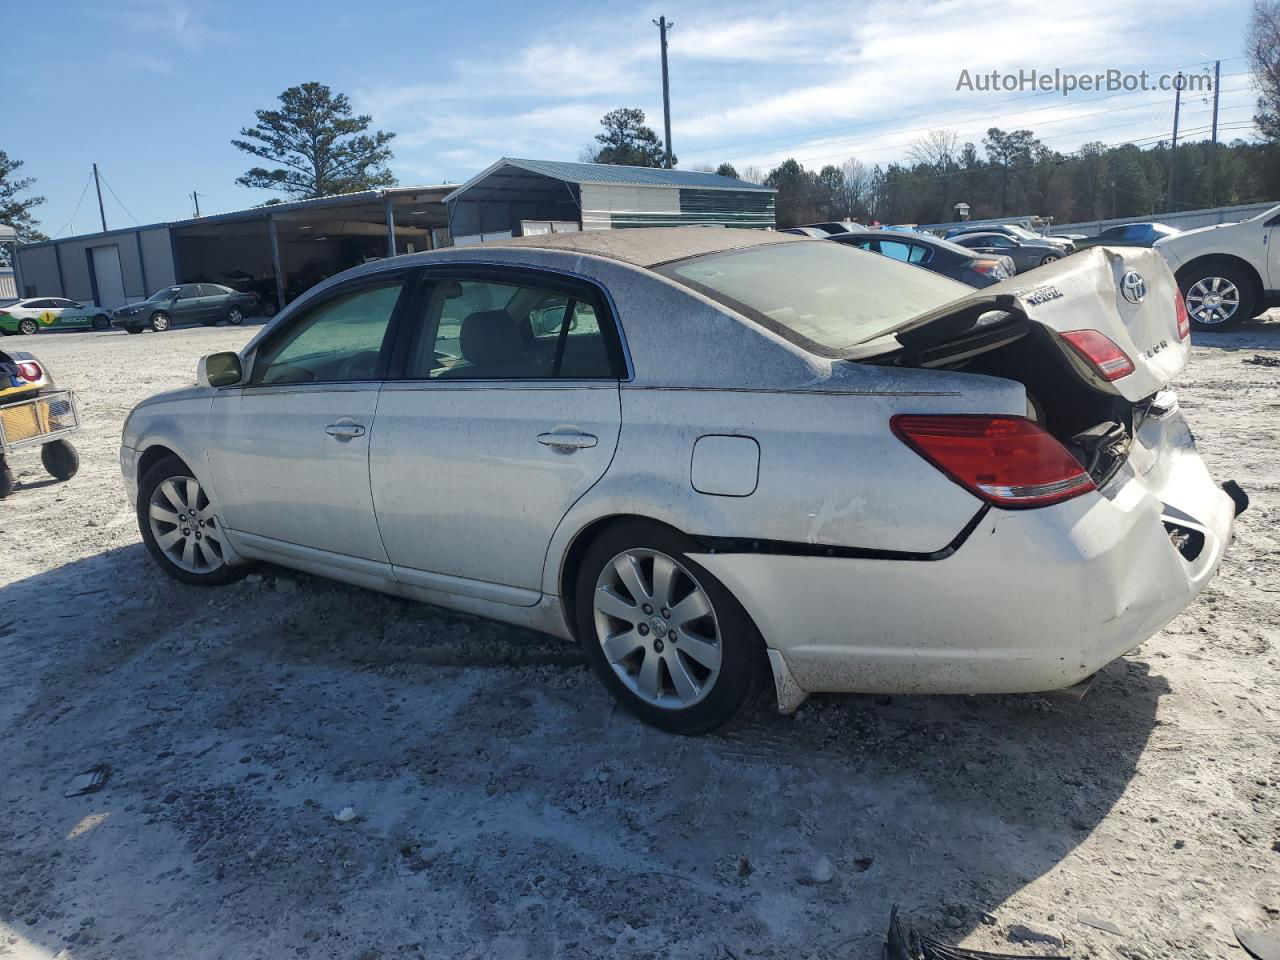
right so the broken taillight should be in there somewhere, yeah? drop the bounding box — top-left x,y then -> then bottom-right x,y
1174,288 -> 1190,339
891,414 -> 1096,509
1059,329 -> 1136,381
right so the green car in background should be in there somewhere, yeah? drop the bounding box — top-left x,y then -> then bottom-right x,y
0,297 -> 113,335
112,283 -> 260,334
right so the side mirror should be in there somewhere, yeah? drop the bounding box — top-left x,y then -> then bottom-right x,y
198,352 -> 243,388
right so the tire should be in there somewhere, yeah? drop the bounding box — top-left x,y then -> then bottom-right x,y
136,455 -> 252,586
149,311 -> 172,333
226,306 -> 245,325
1039,254 -> 1060,267
574,520 -> 766,735
40,439 -> 79,481
92,314 -> 110,331
19,318 -> 38,335
125,325 -> 143,335
0,457 -> 13,499
1181,264 -> 1254,331
260,301 -> 278,318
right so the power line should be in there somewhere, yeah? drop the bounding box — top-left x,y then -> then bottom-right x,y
51,172 -> 94,238
95,168 -> 141,226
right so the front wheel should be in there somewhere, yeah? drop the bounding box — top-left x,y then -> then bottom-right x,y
137,455 -> 252,586
1039,253 -> 1060,267
1181,266 -> 1254,331
18,318 -> 38,335
575,520 -> 765,735
149,311 -> 171,333
92,314 -> 110,331
40,439 -> 79,481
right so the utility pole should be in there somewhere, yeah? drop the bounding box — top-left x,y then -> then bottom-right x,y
192,191 -> 202,217
1167,72 -> 1184,213
92,163 -> 107,232
653,15 -> 674,168
1209,59 -> 1222,206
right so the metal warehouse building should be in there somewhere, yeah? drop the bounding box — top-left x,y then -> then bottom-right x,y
13,159 -> 776,310
13,185 -> 453,312
445,159 -> 776,244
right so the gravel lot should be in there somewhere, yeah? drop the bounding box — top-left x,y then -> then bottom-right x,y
1,319 -> 1277,960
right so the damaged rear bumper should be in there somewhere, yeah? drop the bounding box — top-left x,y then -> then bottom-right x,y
693,408 -> 1237,710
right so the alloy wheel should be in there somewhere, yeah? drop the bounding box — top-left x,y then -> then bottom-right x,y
151,312 -> 170,332
1185,276 -> 1240,325
592,548 -> 722,709
227,307 -> 244,325
148,475 -> 225,573
19,319 -> 38,335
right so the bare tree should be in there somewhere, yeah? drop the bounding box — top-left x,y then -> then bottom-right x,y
907,129 -> 960,170
1247,0 -> 1280,140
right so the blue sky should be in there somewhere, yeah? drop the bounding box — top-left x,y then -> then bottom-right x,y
6,0 -> 1262,236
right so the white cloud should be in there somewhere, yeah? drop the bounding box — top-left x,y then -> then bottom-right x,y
354,0 -> 1250,185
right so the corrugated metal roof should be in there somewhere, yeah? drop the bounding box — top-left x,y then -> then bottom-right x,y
444,158 -> 774,204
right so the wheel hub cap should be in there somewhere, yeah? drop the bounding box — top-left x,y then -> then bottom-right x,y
1186,277 -> 1239,324
148,475 -> 225,573
592,548 -> 722,709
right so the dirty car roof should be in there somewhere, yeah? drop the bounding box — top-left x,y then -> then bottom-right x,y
478,226 -> 806,268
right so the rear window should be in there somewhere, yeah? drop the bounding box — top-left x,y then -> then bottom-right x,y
657,241 -> 966,356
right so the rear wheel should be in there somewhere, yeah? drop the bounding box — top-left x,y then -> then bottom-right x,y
40,439 -> 79,481
92,314 -> 110,331
137,455 -> 251,586
226,306 -> 245,325
149,311 -> 171,333
18,318 -> 38,335
575,520 -> 765,734
1181,265 -> 1253,330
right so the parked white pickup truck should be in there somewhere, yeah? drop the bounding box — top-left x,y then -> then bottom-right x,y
1154,203 -> 1280,330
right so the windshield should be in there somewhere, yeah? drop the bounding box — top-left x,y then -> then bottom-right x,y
658,241 -> 967,356
148,287 -> 180,301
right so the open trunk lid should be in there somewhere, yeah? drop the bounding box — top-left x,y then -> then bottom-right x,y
882,247 -> 1186,402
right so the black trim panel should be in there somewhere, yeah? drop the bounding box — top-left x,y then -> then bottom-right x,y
692,505 -> 990,562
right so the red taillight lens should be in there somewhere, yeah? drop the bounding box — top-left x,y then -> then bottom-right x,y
1059,329 -> 1135,381
891,414 -> 1096,508
1174,288 -> 1190,340
16,361 -> 42,382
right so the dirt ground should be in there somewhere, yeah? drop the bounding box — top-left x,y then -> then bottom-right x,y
1,318 -> 1277,960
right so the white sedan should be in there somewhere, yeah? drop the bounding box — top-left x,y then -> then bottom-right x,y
120,230 -> 1242,734
0,297 -> 112,335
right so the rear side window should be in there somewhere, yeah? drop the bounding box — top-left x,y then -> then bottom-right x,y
403,276 -> 618,381
252,280 -> 405,385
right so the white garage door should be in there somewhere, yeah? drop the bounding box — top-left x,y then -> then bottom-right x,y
90,245 -> 126,309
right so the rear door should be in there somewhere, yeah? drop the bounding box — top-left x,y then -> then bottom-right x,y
369,268 -> 624,599
206,272 -> 410,563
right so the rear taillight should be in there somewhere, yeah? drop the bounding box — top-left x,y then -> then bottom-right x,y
891,414 -> 1096,509
16,361 -> 42,382
971,259 -> 1008,278
1059,329 -> 1135,381
1174,288 -> 1190,339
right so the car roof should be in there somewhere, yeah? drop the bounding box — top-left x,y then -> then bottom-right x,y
476,226 -> 806,268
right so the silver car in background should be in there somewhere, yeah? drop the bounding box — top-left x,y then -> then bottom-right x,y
120,229 -> 1242,734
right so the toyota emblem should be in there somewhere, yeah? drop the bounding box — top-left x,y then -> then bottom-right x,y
1121,271 -> 1147,304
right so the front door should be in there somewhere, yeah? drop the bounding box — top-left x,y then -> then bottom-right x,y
170,284 -> 206,325
370,271 -> 624,596
206,274 -> 409,562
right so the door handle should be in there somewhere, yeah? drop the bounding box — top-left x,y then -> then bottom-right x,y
537,430 -> 597,450
325,421 -> 366,441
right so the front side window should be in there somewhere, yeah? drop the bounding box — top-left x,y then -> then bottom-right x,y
252,280 -> 404,385
659,240 -> 965,356
405,277 -> 616,381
